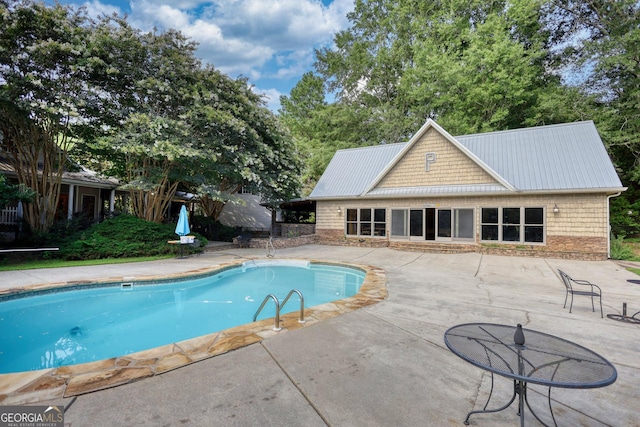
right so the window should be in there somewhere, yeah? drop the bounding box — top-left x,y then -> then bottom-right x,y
346,209 -> 358,235
437,210 -> 451,238
346,208 -> 386,237
503,208 -> 520,242
390,208 -> 473,241
481,207 -> 545,243
391,209 -> 407,237
437,208 -> 474,240
455,209 -> 474,239
481,208 -> 499,241
374,208 -> 386,236
524,208 -> 544,243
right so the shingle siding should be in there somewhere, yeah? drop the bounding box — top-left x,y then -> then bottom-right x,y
377,128 -> 496,188
310,120 -> 625,260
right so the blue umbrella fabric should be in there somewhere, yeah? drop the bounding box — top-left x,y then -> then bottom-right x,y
175,205 -> 190,236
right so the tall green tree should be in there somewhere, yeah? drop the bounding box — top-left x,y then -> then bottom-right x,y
286,0 -> 587,192
280,73 -> 375,194
545,0 -> 640,235
0,1 -> 98,232
547,0 -> 640,178
91,24 -> 203,222
190,68 -> 301,219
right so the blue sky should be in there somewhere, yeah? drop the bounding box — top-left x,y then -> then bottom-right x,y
48,0 -> 353,111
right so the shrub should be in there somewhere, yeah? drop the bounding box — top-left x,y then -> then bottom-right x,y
56,215 -> 206,260
610,235 -> 635,260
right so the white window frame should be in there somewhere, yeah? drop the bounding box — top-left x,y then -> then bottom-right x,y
480,207 -> 546,244
345,208 -> 387,238
391,209 -> 409,238
435,208 -> 475,242
389,207 -> 474,242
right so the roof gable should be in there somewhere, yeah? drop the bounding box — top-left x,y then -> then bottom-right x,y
362,120 -> 514,195
366,121 -> 511,194
309,120 -> 624,200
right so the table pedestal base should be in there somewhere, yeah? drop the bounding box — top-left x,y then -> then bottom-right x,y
464,375 -> 556,427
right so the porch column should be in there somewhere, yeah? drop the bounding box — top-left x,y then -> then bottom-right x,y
67,184 -> 75,220
109,190 -> 115,214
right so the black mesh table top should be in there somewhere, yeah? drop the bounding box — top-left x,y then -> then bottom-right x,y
444,323 -> 617,388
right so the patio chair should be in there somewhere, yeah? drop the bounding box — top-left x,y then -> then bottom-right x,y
558,269 -> 603,318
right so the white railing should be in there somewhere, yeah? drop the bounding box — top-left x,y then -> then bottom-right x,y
0,207 -> 18,224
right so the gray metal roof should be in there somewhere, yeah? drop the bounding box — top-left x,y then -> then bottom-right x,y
365,184 -> 511,198
455,121 -> 623,191
309,120 -> 624,200
309,143 -> 405,198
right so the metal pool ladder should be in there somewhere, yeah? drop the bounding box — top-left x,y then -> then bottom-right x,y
253,289 -> 305,331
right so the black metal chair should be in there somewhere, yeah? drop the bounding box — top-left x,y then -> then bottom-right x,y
558,269 -> 603,317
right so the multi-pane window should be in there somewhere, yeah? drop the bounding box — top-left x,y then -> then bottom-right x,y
346,208 -> 386,237
524,208 -> 544,242
481,207 -> 545,243
390,208 -> 473,241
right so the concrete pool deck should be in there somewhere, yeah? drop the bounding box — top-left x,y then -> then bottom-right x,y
2,244 -> 639,426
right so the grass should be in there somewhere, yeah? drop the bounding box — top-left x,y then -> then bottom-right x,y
627,267 -> 640,276
621,238 -> 640,261
0,255 -> 174,271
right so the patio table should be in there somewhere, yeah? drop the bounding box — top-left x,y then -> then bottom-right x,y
167,240 -> 189,259
444,323 -> 617,426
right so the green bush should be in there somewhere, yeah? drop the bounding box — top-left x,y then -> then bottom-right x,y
610,235 -> 635,260
55,215 -> 207,260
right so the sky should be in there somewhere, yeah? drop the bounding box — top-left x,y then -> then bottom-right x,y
48,0 -> 354,111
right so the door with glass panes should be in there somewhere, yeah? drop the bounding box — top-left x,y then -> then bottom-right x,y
400,207 -> 473,241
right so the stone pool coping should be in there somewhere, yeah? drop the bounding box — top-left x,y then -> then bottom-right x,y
0,259 -> 387,405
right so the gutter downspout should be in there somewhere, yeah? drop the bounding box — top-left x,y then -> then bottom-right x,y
607,192 -> 622,259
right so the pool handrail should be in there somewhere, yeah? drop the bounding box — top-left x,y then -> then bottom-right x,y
253,294 -> 281,331
281,289 -> 305,324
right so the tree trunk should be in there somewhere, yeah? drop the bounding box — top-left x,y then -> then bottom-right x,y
126,156 -> 178,223
0,110 -> 66,233
200,182 -> 242,221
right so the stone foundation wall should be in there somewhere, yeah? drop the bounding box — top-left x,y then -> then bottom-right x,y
278,223 -> 315,237
315,229 -> 609,260
234,234 -> 316,249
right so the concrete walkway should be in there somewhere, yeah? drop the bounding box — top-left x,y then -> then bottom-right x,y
3,245 -> 639,426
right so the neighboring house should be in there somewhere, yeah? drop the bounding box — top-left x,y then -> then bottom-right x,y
217,190 -> 273,233
0,157 -> 119,237
310,119 -> 625,260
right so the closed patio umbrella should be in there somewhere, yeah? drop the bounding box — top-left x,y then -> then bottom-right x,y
175,205 -> 190,237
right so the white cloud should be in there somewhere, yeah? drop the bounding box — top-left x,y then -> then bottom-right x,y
123,0 -> 352,75
253,87 -> 284,112
66,0 -> 354,107
82,0 -> 122,17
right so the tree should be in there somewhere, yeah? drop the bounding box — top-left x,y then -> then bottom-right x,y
91,25 -> 203,222
404,7 -> 552,135
280,73 -> 376,194
82,22 -> 302,223
285,0 -> 583,192
189,68 -> 302,219
545,0 -> 640,235
0,1 -> 99,232
0,174 -> 35,209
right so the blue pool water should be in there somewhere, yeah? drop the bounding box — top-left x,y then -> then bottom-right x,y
0,261 -> 364,374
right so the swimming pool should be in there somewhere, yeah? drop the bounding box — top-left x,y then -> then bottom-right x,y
0,260 -> 365,374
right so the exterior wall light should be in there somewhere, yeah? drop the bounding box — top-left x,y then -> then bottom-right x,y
337,207 -> 342,215
553,204 -> 560,214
